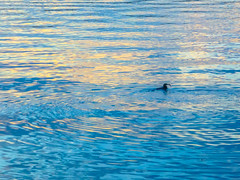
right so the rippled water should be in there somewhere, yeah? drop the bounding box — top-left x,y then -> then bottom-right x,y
0,0 -> 240,179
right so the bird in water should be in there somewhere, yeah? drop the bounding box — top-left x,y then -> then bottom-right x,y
155,83 -> 171,91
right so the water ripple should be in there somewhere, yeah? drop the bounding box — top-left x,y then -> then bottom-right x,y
0,0 -> 240,179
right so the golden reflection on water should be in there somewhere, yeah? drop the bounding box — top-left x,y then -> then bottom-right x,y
1,36 -> 156,86
3,9 -> 228,90
1,0 -> 239,111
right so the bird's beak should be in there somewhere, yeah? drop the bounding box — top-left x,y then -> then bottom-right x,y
168,84 -> 171,86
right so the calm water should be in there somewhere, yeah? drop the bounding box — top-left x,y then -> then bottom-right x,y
0,0 -> 240,179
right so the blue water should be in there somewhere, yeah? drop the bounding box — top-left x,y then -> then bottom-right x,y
0,0 -> 240,179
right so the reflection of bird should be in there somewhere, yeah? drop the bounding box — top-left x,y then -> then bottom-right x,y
156,83 -> 171,91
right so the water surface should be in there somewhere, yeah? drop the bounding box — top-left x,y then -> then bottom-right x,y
0,0 -> 240,179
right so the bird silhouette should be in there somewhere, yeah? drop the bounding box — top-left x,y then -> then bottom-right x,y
155,83 -> 171,91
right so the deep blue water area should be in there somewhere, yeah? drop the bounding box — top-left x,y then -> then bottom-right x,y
0,0 -> 240,179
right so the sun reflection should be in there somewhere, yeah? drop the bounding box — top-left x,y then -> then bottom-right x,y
177,50 -> 210,60
0,48 -> 149,86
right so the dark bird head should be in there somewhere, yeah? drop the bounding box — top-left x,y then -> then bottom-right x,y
162,83 -> 171,90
